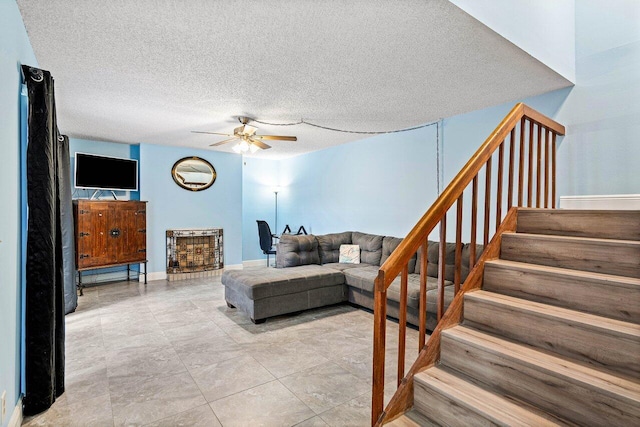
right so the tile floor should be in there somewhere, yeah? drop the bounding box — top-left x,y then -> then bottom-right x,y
23,274 -> 423,427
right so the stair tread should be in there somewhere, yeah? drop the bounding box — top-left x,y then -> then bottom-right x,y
485,259 -> 640,288
507,232 -> 640,247
415,366 -> 571,426
385,410 -> 437,427
466,290 -> 640,338
442,326 -> 640,403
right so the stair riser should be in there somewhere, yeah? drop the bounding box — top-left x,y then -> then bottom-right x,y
463,297 -> 640,377
500,235 -> 640,278
440,334 -> 640,426
517,210 -> 640,241
483,262 -> 640,323
413,380 -> 505,427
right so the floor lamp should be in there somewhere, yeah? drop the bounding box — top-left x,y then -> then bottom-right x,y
274,189 -> 279,235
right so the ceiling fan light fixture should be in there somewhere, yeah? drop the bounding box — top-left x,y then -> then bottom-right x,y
232,138 -> 253,153
194,118 -> 296,152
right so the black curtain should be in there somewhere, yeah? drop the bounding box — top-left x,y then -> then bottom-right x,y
59,134 -> 77,314
21,65 -> 72,415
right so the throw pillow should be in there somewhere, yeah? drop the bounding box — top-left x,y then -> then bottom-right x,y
339,244 -> 360,264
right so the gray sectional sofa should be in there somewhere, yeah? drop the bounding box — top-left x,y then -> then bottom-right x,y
222,231 -> 481,331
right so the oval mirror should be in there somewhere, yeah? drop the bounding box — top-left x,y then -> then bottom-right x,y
171,157 -> 217,191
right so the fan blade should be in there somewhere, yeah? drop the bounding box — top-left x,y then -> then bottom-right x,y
253,135 -> 297,141
248,137 -> 271,150
192,131 -> 234,137
209,137 -> 239,146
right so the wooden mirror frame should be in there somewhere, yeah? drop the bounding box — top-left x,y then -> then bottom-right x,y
171,157 -> 217,191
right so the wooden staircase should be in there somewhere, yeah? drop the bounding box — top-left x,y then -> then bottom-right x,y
388,209 -> 640,426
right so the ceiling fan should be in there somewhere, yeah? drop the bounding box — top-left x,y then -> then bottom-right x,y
192,117 -> 297,153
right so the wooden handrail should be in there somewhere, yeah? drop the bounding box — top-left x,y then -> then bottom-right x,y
371,103 -> 565,425
375,104 -> 564,290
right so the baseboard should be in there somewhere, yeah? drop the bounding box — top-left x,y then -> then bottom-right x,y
144,264 -> 246,281
142,271 -> 167,282
560,194 -> 640,210
243,259 -> 267,268
8,396 -> 22,427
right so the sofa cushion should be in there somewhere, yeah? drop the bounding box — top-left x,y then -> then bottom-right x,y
276,234 -> 320,267
413,241 -> 483,283
380,236 -> 416,271
413,240 -> 451,276
352,232 -> 383,265
317,232 -> 352,264
343,265 -> 380,293
387,274 -> 452,309
344,268 -> 454,309
322,262 -> 373,272
221,265 -> 344,300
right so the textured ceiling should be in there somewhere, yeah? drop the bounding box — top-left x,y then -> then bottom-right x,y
17,0 -> 571,159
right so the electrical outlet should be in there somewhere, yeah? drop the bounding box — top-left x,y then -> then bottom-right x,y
1,390 -> 6,424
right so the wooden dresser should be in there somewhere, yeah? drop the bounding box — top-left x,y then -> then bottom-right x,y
73,200 -> 148,293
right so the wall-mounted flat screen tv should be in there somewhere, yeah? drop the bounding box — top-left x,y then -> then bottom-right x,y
75,152 -> 138,191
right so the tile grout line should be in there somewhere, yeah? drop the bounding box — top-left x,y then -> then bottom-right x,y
59,277 -> 394,426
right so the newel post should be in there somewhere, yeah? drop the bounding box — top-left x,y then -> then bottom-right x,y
372,271 -> 387,426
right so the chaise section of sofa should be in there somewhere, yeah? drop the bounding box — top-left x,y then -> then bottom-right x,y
223,264 -> 346,323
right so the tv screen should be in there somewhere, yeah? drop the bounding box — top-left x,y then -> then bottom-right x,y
75,152 -> 138,191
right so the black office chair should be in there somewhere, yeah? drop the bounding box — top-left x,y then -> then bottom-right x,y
257,220 -> 278,266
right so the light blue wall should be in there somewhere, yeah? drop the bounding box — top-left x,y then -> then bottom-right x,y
240,1 -> 638,252
241,124 -> 441,261
441,0 -> 639,201
241,87 -> 571,251
277,125 -> 439,239
434,88 -> 572,242
441,88 -> 571,186
69,138 -> 136,200
0,0 -> 37,424
69,138 -> 143,281
242,157 -> 280,261
554,0 -> 640,196
129,144 -> 141,200
69,137 -> 131,158
69,138 -> 244,274
451,0 -> 576,82
139,144 -> 243,273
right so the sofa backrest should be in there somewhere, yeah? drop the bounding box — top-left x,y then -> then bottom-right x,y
380,236 -> 417,271
413,240 -> 484,282
275,231 -> 482,282
316,232 -> 352,264
275,234 -> 320,267
352,232 -> 383,265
